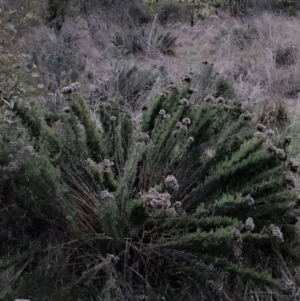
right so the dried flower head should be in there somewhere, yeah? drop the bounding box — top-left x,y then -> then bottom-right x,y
142,189 -> 171,210
256,124 -> 266,132
188,137 -> 194,143
179,98 -> 189,105
100,159 -> 114,171
232,228 -> 243,257
159,109 -> 166,115
172,130 -> 179,136
245,217 -> 255,231
232,245 -> 243,257
281,278 -> 295,293
176,122 -> 183,129
23,145 -> 35,156
182,118 -> 191,125
165,207 -> 176,216
100,190 -> 115,202
180,125 -> 188,132
86,158 -> 95,166
276,148 -> 286,160
164,175 -> 179,191
266,129 -> 275,137
61,82 -> 81,94
216,97 -> 226,104
9,141 -> 19,151
174,201 -> 182,209
267,143 -> 277,154
245,194 -> 255,206
232,228 -> 242,243
204,95 -> 215,103
163,114 -> 171,120
138,132 -> 150,143
284,136 -> 292,147
271,225 -> 284,243
16,127 -> 25,138
3,161 -> 21,173
110,116 -> 117,122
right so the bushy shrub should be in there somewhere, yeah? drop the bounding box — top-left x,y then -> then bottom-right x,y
1,79 -> 300,300
1,9 -> 300,300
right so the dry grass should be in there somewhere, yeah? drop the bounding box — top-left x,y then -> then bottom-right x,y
167,11 -> 300,109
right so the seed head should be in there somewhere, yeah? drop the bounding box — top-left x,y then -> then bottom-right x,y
176,122 -> 183,129
276,148 -> 286,160
165,207 -> 176,216
245,194 -> 255,206
245,217 -> 255,231
159,109 -> 166,115
138,132 -> 150,143
23,145 -> 35,156
163,114 -> 170,120
284,136 -> 292,147
266,129 -> 274,137
174,201 -> 182,209
216,96 -> 226,104
180,125 -> 188,132
204,95 -> 215,103
110,116 -> 117,122
188,136 -> 194,143
267,143 -> 277,154
164,175 -> 179,191
182,118 -> 191,125
271,225 -> 284,243
179,98 -> 189,105
100,190 -> 115,202
100,159 -> 114,171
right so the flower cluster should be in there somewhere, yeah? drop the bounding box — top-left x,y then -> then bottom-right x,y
138,132 -> 150,143
187,137 -> 194,143
245,194 -> 255,206
176,122 -> 187,132
142,188 -> 181,215
245,217 -> 255,231
232,228 -> 243,258
164,175 -> 179,191
100,190 -> 115,202
100,159 -> 114,172
23,145 -> 36,156
182,118 -> 191,125
204,95 -> 215,103
179,98 -> 189,105
271,225 -> 284,243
